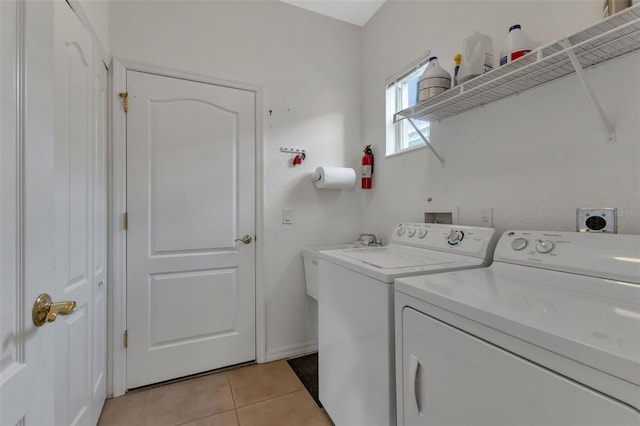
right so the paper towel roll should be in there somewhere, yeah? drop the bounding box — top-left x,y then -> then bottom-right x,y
310,167 -> 356,189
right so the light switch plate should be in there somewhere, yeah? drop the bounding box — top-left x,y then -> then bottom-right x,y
282,208 -> 293,224
577,208 -> 617,233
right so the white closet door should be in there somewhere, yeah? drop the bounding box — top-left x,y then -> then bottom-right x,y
90,45 -> 108,426
1,1 -> 105,424
0,1 -> 33,424
53,1 -> 95,424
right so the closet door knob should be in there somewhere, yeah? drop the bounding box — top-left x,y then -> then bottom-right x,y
32,293 -> 76,327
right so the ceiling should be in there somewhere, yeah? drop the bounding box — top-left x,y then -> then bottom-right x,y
279,0 -> 386,27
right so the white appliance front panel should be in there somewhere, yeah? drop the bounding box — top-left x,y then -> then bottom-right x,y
318,259 -> 395,426
400,307 -> 640,425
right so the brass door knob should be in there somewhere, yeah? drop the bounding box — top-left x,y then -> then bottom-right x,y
235,234 -> 253,244
32,293 -> 76,327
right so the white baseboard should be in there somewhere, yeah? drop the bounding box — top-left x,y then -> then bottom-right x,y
265,341 -> 318,363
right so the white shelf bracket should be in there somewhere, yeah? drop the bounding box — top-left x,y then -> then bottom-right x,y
560,38 -> 616,143
407,117 -> 445,168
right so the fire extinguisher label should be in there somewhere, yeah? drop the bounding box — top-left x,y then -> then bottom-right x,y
362,165 -> 372,178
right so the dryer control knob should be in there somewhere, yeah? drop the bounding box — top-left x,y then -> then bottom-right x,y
511,238 -> 528,251
397,225 -> 406,236
417,229 -> 428,239
535,240 -> 555,254
447,230 -> 464,246
407,228 -> 416,237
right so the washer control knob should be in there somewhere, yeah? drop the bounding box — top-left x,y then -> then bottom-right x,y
511,238 -> 528,251
447,230 -> 464,246
417,229 -> 428,239
535,240 -> 555,254
407,227 -> 416,237
397,225 -> 406,236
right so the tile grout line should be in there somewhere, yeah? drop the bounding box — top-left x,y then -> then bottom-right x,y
228,373 -> 242,426
234,387 -> 308,411
173,409 -> 237,426
144,387 -> 152,426
228,374 -> 238,408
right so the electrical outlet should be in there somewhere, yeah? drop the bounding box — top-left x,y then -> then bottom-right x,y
282,208 -> 293,224
577,208 -> 617,233
478,207 -> 493,227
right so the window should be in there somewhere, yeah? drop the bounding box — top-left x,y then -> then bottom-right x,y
386,54 -> 431,156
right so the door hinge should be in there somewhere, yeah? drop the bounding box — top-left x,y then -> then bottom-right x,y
123,212 -> 128,230
119,92 -> 128,113
123,330 -> 128,348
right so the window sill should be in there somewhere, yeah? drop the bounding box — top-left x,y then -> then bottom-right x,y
385,143 -> 426,159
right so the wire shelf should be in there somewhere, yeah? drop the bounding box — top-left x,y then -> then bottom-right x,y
394,5 -> 640,124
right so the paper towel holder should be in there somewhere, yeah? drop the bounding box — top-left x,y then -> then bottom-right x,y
309,166 -> 356,190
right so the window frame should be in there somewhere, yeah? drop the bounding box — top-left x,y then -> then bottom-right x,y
385,52 -> 432,157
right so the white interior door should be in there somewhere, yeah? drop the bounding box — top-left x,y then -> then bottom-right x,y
1,1 -> 105,424
90,44 -> 108,426
126,70 -> 256,388
0,1 -> 35,424
1,1 -> 102,424
53,1 -> 106,424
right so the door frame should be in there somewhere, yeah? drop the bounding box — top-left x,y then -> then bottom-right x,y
108,59 -> 266,397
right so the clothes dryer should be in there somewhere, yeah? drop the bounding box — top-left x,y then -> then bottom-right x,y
395,230 -> 640,425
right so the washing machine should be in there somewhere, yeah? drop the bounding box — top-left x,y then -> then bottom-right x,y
317,223 -> 498,426
395,230 -> 640,425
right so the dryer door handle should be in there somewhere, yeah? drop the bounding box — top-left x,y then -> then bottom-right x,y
409,354 -> 421,415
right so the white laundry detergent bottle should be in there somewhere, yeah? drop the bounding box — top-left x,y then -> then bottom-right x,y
417,57 -> 451,101
500,24 -> 535,66
458,31 -> 494,84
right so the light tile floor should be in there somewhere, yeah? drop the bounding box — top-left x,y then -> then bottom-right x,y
98,360 -> 334,426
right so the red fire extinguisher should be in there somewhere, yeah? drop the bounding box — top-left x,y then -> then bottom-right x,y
362,145 -> 374,189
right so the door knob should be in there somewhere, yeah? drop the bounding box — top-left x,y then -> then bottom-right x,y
32,293 -> 76,327
235,234 -> 253,244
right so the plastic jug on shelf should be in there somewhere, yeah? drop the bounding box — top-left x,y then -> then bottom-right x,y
458,31 -> 494,84
500,24 -> 535,66
417,57 -> 451,101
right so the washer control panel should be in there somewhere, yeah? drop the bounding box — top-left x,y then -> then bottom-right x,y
390,223 -> 497,258
494,230 -> 640,283
447,229 -> 465,246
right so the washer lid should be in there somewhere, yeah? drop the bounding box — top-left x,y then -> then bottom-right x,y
341,248 -> 454,269
318,244 -> 486,283
395,262 -> 640,388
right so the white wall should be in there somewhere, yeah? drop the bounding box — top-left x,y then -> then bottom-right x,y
109,1 -> 363,360
108,0 -> 640,366
73,0 -> 109,59
361,1 -> 640,236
